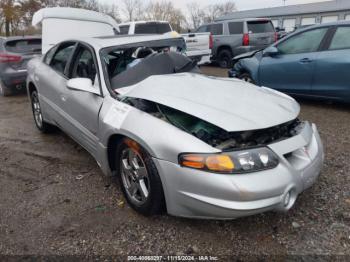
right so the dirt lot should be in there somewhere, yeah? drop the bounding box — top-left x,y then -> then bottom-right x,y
0,66 -> 349,259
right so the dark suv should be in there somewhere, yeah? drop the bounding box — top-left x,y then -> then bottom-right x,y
0,36 -> 41,96
197,18 -> 277,68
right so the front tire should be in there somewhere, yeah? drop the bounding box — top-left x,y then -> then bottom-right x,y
30,90 -> 56,133
116,138 -> 165,216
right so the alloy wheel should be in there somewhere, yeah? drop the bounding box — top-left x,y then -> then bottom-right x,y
120,148 -> 150,206
32,93 -> 43,128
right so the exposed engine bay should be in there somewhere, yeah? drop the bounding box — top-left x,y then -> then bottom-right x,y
123,97 -> 303,151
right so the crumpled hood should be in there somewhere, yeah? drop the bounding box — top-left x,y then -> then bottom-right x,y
117,73 -> 300,132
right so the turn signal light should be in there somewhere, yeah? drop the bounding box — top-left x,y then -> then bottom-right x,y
179,154 -> 235,173
179,147 -> 279,174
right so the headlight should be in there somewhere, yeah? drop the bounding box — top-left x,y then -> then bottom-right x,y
179,147 -> 279,174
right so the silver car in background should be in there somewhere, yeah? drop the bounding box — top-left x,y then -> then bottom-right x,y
196,18 -> 277,68
0,36 -> 41,96
26,34 -> 324,219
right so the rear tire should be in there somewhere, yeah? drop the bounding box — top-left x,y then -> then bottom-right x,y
0,81 -> 13,96
30,90 -> 56,133
239,72 -> 255,84
116,138 -> 165,216
218,49 -> 233,68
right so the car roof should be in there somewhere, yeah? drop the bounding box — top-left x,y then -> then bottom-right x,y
68,33 -> 184,49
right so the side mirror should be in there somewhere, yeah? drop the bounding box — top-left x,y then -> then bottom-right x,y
66,78 -> 99,95
263,46 -> 279,57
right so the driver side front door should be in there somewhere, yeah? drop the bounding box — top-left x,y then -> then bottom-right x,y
259,27 -> 329,95
60,44 -> 104,156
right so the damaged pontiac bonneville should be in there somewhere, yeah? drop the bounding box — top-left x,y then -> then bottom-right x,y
27,9 -> 324,219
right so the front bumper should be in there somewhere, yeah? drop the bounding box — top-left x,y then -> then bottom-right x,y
154,122 -> 324,219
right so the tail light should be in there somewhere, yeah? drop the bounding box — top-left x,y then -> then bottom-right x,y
274,32 -> 278,42
209,33 -> 213,49
0,53 -> 22,63
242,33 -> 250,46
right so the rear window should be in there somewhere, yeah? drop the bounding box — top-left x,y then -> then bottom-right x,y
228,22 -> 243,34
119,25 -> 130,35
209,24 -> 223,35
5,38 -> 41,54
247,21 -> 275,33
135,23 -> 172,34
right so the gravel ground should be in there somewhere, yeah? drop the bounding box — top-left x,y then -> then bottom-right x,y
0,66 -> 349,259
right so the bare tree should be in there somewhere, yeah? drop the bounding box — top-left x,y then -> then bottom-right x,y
217,1 -> 237,17
122,0 -> 143,21
99,3 -> 120,23
143,1 -> 185,32
187,2 -> 205,30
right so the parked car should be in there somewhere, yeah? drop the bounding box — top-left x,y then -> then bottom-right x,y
118,21 -> 212,65
0,36 -> 41,96
196,18 -> 277,68
229,21 -> 350,103
26,8 -> 324,219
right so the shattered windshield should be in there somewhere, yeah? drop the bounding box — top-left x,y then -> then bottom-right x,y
101,38 -> 200,90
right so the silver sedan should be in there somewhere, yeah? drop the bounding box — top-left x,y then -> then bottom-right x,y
26,34 -> 324,219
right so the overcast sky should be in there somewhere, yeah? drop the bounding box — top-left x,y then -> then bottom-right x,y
102,0 -> 331,12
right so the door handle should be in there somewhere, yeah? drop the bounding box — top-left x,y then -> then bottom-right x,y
299,58 -> 312,64
61,95 -> 67,102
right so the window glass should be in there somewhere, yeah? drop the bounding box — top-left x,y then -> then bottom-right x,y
247,21 -> 274,33
301,17 -> 316,26
50,43 -> 75,75
329,27 -> 350,50
135,23 -> 171,34
345,14 -> 350,21
283,19 -> 296,32
71,47 -> 97,83
119,25 -> 130,35
196,26 -> 207,33
209,24 -> 223,35
228,22 -> 243,34
321,16 -> 338,23
4,38 -> 41,54
277,28 -> 327,54
44,46 -> 58,65
101,38 -> 188,89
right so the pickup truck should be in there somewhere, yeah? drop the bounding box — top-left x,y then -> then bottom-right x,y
118,21 -> 212,65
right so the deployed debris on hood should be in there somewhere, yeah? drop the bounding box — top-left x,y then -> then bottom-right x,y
123,98 -> 303,151
111,52 -> 200,89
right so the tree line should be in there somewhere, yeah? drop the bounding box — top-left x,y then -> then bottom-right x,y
0,0 -> 236,36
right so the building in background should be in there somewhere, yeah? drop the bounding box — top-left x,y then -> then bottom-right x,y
217,0 -> 350,32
